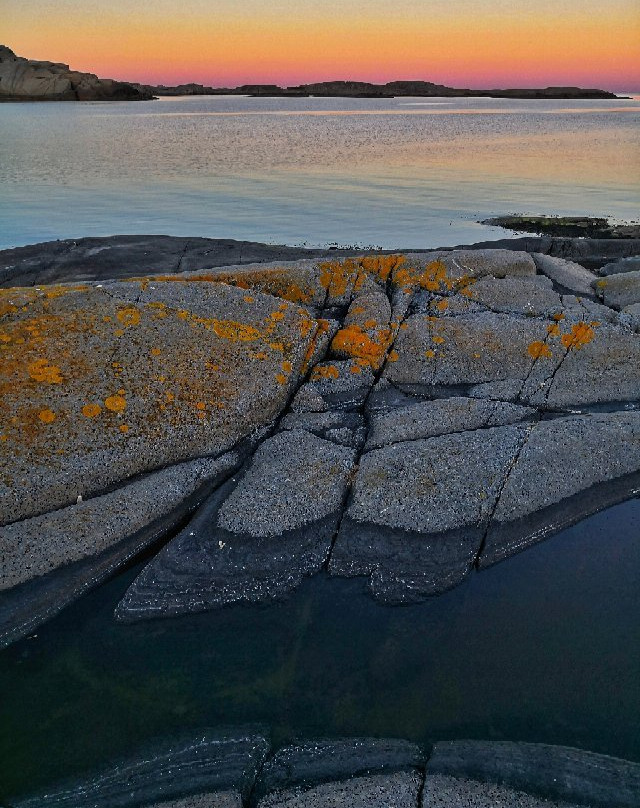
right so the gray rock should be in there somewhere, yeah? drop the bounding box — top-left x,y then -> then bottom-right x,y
254,738 -> 423,801
116,430 -> 355,619
0,280 -> 316,525
385,312 -> 546,392
0,454 -> 239,649
593,270 -> 640,310
258,771 -> 422,807
13,729 -> 269,808
532,254 -> 598,297
279,411 -> 366,448
597,256 -> 640,276
365,397 -> 536,450
330,425 -> 528,601
463,276 -> 562,316
422,774 -> 585,807
481,412 -> 640,566
427,740 -> 640,808
292,360 -> 375,412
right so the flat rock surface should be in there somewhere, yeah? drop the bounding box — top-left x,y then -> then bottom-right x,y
532,254 -> 599,296
258,771 -> 422,807
421,774 -> 585,808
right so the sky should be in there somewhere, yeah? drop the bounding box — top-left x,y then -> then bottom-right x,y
4,0 -> 640,90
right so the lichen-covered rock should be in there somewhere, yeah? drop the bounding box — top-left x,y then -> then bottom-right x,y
116,430 -> 356,619
0,279 -> 318,524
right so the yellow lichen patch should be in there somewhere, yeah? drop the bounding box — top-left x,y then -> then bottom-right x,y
243,295 -> 255,303
552,312 -> 565,322
104,395 -> 127,413
150,347 -> 162,356
436,298 -> 449,312
432,336 -> 445,345
561,322 -> 597,350
350,364 -> 362,374
358,254 -> 406,283
388,349 -> 399,362
547,323 -> 561,337
28,359 -> 63,384
195,401 -> 206,410
82,403 -> 102,418
116,306 -> 141,328
331,324 -> 391,369
282,360 -> 292,373
425,349 -> 436,359
270,312 -> 285,322
275,373 -> 287,385
119,424 -> 129,433
394,259 -> 452,293
527,341 -> 553,359
38,409 -> 56,423
311,364 -> 340,380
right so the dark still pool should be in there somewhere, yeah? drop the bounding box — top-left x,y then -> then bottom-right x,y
1,497 -> 639,799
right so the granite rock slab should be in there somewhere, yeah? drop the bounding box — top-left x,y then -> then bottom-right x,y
593,269 -> 640,310
116,430 -> 356,620
421,774 -> 586,808
531,254 -> 599,297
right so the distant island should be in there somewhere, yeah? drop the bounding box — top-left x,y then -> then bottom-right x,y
1,45 -> 621,102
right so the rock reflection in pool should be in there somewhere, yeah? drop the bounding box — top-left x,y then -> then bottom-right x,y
0,497 -> 638,799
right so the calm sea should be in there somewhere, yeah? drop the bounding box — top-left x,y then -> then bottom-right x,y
0,94 -> 638,250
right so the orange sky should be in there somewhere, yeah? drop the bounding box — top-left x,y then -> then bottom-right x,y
4,0 -> 640,90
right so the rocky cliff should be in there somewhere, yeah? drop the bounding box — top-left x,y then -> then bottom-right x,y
0,45 -> 154,101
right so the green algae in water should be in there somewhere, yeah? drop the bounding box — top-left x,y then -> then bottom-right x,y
1,498 -> 639,799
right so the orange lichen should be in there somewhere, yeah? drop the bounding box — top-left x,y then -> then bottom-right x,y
436,298 -> 449,312
195,401 -> 206,410
552,313 -> 565,321
432,336 -> 445,345
388,349 -> 399,362
561,322 -> 596,350
311,364 -> 340,380
38,409 -> 56,423
275,373 -> 287,385
547,323 -> 561,337
119,424 -> 129,433
82,403 -> 102,418
331,324 -> 390,369
358,254 -> 406,283
425,349 -> 436,359
116,306 -> 141,328
394,259 -> 452,293
527,341 -> 553,359
150,347 -> 162,356
28,359 -> 63,384
104,395 -> 127,413
282,360 -> 292,373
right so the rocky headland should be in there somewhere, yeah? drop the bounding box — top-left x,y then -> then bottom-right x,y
0,45 -> 153,101
0,45 -> 620,101
1,235 -> 639,648
483,216 -> 640,240
136,78 -> 620,99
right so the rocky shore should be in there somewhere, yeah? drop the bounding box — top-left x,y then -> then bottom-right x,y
10,731 -> 640,806
0,46 -> 153,101
1,236 -> 639,647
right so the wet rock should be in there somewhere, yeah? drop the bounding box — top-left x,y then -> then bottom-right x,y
365,397 -> 535,450
532,254 -> 598,297
12,729 -> 269,808
330,425 -> 528,601
116,430 -> 356,619
258,771 -> 422,807
480,412 -> 640,566
0,280 -> 316,524
427,740 -> 640,808
253,738 -> 423,802
593,270 -> 640,310
0,454 -> 238,648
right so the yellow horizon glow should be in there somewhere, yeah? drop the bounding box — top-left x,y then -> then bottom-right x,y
4,1 -> 639,90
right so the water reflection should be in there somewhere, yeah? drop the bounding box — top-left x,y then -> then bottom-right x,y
0,497 -> 638,798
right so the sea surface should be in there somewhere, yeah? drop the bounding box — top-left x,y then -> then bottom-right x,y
1,499 -> 639,798
0,94 -> 639,250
